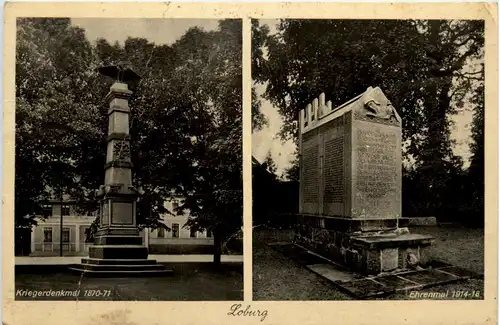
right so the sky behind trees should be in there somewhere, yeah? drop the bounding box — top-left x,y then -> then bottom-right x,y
71,18 -> 219,45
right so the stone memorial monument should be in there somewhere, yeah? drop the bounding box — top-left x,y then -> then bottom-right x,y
70,65 -> 171,276
295,87 -> 434,275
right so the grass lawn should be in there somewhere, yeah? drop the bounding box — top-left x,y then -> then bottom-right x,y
253,226 -> 484,300
16,262 -> 243,301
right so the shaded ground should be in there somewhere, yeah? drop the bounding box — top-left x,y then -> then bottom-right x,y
253,226 -> 484,300
414,225 -> 484,274
16,262 -> 243,301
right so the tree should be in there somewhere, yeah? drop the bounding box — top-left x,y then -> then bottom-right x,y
402,20 -> 484,219
252,156 -> 277,225
16,18 -> 102,227
253,19 -> 484,221
282,153 -> 299,182
254,20 -> 424,148
94,20 -> 244,263
467,66 -> 485,226
251,20 -> 270,132
262,150 -> 277,175
176,20 -> 243,264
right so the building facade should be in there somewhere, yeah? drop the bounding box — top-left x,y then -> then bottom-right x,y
148,197 -> 214,254
28,196 -> 213,256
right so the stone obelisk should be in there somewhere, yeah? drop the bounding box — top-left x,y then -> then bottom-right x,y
70,65 -> 171,276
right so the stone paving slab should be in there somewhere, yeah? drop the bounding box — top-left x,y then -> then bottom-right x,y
307,263 -> 359,283
269,242 -> 482,299
336,266 -> 482,299
372,274 -> 420,289
338,278 -> 389,298
401,269 -> 458,285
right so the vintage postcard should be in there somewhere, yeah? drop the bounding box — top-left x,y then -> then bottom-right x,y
3,2 -> 498,325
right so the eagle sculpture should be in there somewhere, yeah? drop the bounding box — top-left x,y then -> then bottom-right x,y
97,62 -> 141,83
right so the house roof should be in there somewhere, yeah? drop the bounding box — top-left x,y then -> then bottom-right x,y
252,156 -> 261,166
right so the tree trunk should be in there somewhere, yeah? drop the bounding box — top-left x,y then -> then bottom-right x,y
213,230 -> 222,265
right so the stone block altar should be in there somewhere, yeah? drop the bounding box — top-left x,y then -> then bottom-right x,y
295,87 -> 434,275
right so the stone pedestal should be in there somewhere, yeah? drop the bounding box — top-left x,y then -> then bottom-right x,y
70,81 -> 171,276
296,87 -> 434,275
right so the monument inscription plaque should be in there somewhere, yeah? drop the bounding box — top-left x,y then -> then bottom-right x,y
303,147 -> 319,201
111,201 -> 134,225
352,121 -> 401,219
101,201 -> 109,225
323,136 -> 343,203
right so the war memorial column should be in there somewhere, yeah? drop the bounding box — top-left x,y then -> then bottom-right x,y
70,65 -> 171,276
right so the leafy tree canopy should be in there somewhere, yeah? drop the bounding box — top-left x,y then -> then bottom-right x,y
252,19 -> 484,224
253,19 -> 484,165
16,18 -> 243,260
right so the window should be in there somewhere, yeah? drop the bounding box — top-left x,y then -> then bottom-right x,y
172,201 -> 179,211
41,204 -> 52,217
61,205 -> 70,216
206,229 -> 212,238
172,223 -> 179,238
190,228 -> 196,238
43,228 -> 53,243
157,227 -> 165,238
62,227 -> 70,242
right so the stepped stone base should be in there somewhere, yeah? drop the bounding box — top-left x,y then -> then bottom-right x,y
94,235 -> 143,246
89,245 -> 148,259
69,257 -> 173,277
295,215 -> 434,275
69,241 -> 173,277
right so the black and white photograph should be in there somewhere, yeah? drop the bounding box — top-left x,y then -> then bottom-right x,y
252,19 -> 486,300
14,17 -> 243,301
